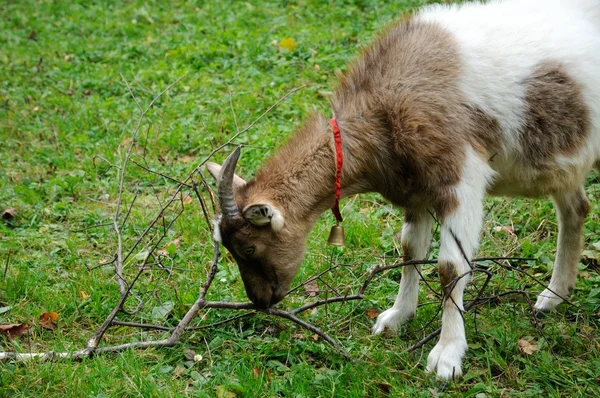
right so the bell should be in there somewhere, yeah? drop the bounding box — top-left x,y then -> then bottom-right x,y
327,224 -> 346,246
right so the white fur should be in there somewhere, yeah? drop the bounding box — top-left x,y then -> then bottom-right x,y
419,0 -> 600,197
426,147 -> 495,379
375,1 -> 600,380
373,212 -> 434,334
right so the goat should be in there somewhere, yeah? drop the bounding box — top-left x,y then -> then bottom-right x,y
206,0 -> 600,380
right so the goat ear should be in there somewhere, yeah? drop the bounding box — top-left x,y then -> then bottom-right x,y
205,162 -> 247,191
243,203 -> 285,232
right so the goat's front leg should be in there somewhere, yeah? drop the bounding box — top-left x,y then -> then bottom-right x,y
535,187 -> 590,312
373,209 -> 433,334
427,153 -> 492,380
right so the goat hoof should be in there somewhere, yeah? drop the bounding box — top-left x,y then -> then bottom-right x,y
534,288 -> 565,313
427,341 -> 466,381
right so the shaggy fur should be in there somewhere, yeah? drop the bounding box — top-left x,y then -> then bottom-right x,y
208,0 -> 600,380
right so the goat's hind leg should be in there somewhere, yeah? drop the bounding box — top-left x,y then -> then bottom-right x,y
373,209 -> 433,334
535,187 -> 590,312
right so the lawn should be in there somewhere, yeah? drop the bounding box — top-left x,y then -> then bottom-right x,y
1,0 -> 600,396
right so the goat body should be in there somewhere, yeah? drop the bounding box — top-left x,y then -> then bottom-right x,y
208,0 -> 600,380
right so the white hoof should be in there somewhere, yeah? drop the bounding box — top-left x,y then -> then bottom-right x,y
534,288 -> 566,312
426,340 -> 467,380
372,307 -> 414,335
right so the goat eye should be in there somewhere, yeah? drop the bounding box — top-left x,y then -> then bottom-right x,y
243,246 -> 255,256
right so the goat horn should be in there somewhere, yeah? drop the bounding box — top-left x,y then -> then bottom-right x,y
217,146 -> 241,217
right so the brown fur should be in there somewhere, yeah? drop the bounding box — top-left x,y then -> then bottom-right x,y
520,61 -> 590,167
574,189 -> 591,219
331,20 -> 500,219
212,19 -> 504,308
438,261 -> 457,294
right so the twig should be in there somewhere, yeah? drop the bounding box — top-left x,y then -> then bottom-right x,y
113,74 -> 186,296
196,85 -> 305,169
131,159 -> 192,188
265,308 -> 352,360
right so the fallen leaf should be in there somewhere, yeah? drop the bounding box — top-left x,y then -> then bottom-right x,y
279,37 -> 297,51
183,347 -> 197,361
182,195 -> 193,205
253,367 -> 260,379
79,290 -> 90,299
365,308 -> 381,319
2,208 -> 16,221
152,301 -> 174,320
178,155 -> 195,163
303,280 -> 319,297
0,323 -> 29,339
157,239 -> 181,256
40,312 -> 59,330
311,334 -> 319,341
0,306 -> 12,314
517,338 -> 538,355
27,31 -> 37,40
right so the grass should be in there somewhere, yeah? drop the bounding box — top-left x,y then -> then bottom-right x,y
1,0 -> 600,396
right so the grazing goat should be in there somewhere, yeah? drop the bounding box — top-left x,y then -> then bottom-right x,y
207,0 -> 600,380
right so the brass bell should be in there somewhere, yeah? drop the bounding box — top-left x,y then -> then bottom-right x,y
327,224 -> 346,246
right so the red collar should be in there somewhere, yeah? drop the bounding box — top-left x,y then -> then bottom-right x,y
330,118 -> 343,223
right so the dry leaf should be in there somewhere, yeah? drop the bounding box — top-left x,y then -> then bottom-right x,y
183,347 -> 197,361
79,290 -> 90,299
120,137 -> 132,147
311,334 -> 319,341
365,308 -> 381,319
40,312 -> 59,330
2,208 -> 16,221
157,239 -> 181,256
253,366 -> 260,379
279,37 -> 297,51
303,280 -> 319,297
0,323 -> 29,339
182,195 -> 193,205
517,338 -> 538,355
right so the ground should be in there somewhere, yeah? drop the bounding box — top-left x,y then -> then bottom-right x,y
1,0 -> 600,396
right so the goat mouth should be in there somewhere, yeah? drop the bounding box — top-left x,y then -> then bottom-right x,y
248,286 -> 285,309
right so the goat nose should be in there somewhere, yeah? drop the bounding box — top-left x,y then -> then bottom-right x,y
269,287 -> 285,306
248,289 -> 271,309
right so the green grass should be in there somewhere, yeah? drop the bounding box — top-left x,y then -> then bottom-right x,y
1,0 -> 600,396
